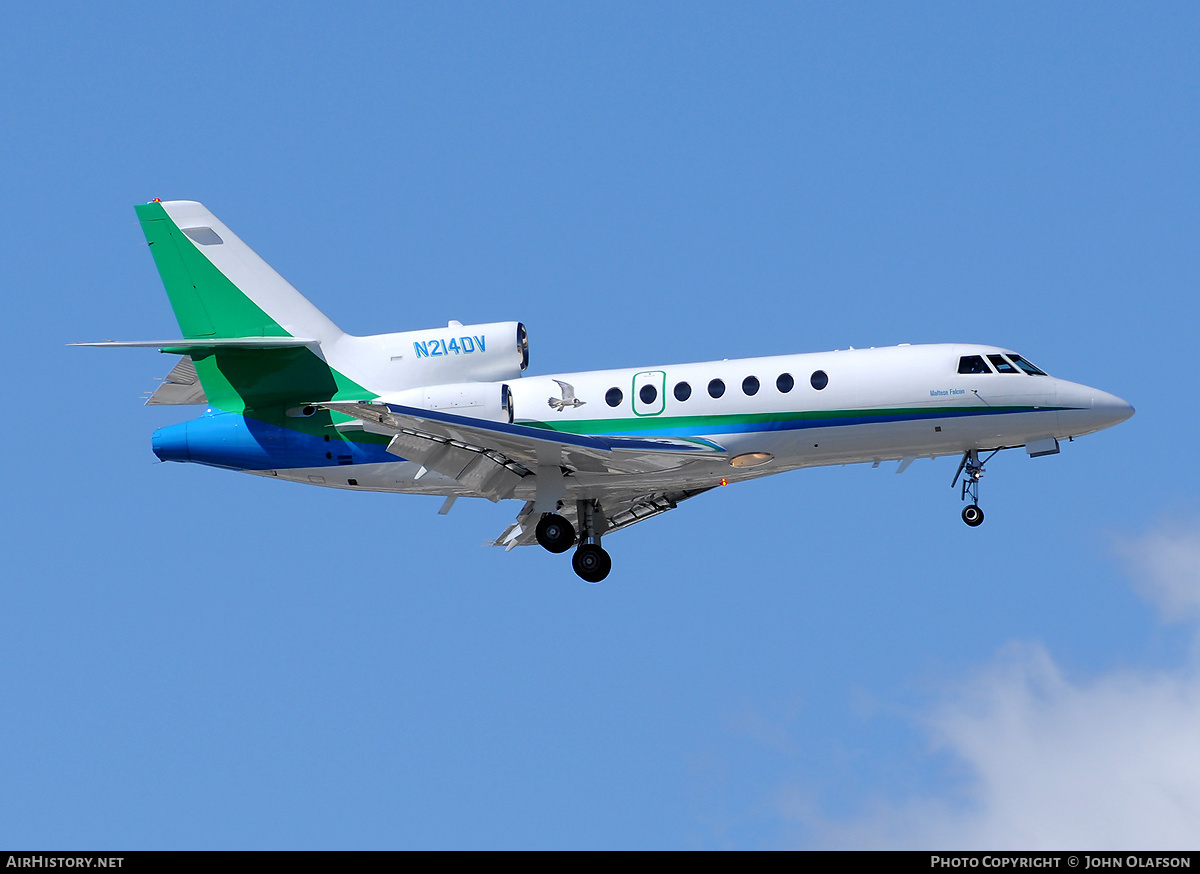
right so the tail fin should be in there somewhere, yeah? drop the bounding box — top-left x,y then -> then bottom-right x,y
136,200 -> 344,344
135,201 -> 370,411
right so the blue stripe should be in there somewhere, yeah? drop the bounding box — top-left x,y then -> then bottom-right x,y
524,406 -> 1077,439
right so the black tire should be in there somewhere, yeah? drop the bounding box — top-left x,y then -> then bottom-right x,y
572,544 -> 612,583
962,505 -> 985,527
535,513 -> 576,553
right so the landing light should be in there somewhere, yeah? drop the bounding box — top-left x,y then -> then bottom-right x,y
729,452 -> 774,468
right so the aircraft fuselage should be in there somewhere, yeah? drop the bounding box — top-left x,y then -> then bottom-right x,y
153,342 -> 1132,503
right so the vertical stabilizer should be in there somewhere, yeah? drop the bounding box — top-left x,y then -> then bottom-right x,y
135,201 -> 371,411
135,200 -> 345,345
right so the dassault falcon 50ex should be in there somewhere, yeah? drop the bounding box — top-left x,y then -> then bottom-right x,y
78,200 -> 1135,582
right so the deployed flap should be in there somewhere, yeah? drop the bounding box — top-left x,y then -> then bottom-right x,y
490,487 -> 715,549
386,430 -> 528,502
145,356 -> 207,406
314,400 -> 727,477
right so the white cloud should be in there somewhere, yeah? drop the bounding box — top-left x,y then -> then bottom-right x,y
1117,523 -> 1200,624
794,520 -> 1200,850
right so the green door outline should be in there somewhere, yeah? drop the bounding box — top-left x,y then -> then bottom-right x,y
632,371 -> 666,416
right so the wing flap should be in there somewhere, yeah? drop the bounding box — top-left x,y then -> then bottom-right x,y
384,427 -> 529,503
489,487 -> 716,548
604,487 -> 716,533
492,501 -> 540,550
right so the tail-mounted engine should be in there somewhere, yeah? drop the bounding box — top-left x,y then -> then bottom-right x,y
388,382 -> 514,424
353,321 -> 529,393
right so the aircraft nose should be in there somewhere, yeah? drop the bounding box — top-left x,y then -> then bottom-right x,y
1092,389 -> 1135,429
1056,382 -> 1134,437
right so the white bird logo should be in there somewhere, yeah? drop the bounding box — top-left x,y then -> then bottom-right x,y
548,379 -> 586,411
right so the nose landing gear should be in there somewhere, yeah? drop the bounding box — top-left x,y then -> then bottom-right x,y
952,449 -> 998,527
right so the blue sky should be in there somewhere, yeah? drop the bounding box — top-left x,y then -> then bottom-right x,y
2,2 -> 1198,849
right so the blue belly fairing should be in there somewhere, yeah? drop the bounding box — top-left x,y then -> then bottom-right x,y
152,412 -> 398,471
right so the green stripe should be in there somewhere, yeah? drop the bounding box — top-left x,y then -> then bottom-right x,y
520,405 -> 1057,436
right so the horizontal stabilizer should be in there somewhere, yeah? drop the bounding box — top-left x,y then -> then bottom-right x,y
72,337 -> 319,351
145,356 -> 207,406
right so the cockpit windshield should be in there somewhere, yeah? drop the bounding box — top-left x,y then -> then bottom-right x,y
957,355 -> 991,375
1007,354 -> 1047,376
958,352 -> 1049,376
988,354 -> 1019,374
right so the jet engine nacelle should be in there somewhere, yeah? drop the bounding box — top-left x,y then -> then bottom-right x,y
387,381 -> 514,424
348,321 -> 529,393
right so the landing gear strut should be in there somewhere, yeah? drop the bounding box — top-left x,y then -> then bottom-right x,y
952,449 -> 998,528
572,499 -> 611,583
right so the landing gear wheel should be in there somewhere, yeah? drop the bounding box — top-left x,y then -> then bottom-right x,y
536,514 -> 576,554
962,505 -> 985,527
572,544 -> 612,583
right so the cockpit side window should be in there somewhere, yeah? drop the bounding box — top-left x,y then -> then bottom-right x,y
957,355 -> 992,375
1007,354 -> 1047,376
988,354 -> 1019,374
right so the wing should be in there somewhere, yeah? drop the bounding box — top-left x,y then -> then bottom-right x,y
314,400 -> 727,502
490,487 -> 715,549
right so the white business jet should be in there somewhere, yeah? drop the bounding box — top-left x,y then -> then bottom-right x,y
78,201 -> 1134,581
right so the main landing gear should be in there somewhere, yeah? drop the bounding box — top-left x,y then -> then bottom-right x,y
534,500 -> 612,583
572,544 -> 611,583
952,449 -> 999,528
535,513 -> 575,553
